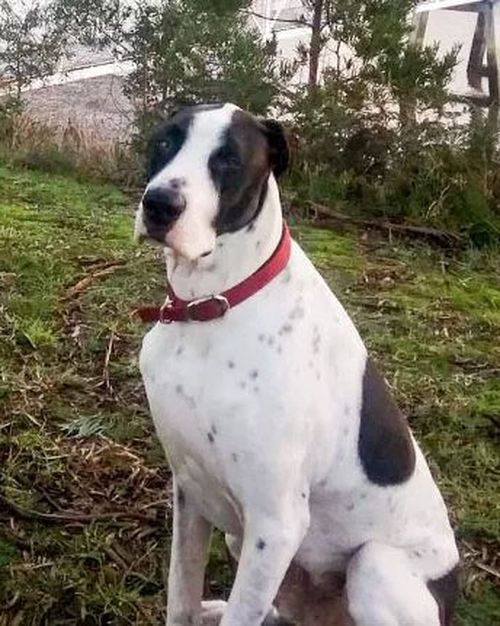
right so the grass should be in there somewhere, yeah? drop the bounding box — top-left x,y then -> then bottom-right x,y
0,164 -> 499,625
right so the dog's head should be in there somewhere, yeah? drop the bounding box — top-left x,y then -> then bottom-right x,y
135,103 -> 289,260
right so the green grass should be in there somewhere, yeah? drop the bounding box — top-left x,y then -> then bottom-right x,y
0,165 -> 499,624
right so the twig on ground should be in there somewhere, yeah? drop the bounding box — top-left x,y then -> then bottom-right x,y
0,493 -> 163,526
305,201 -> 463,247
475,562 -> 500,580
64,263 -> 125,299
103,330 -> 116,391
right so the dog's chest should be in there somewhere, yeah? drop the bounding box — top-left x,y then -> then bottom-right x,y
139,248 -> 366,528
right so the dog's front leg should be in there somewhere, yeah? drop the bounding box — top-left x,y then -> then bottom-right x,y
220,508 -> 309,626
166,479 -> 212,626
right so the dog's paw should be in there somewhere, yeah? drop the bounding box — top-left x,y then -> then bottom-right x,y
200,600 -> 227,626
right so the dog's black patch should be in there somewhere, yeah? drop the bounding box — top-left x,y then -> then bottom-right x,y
428,566 -> 459,626
358,358 -> 416,486
207,432 -> 215,443
256,538 -> 266,550
249,369 -> 259,379
212,110 -> 289,234
146,110 -> 193,181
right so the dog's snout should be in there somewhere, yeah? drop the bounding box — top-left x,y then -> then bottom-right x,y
142,185 -> 186,223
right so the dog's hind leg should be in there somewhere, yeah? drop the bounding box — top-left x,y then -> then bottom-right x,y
166,479 -> 212,626
346,542 -> 445,626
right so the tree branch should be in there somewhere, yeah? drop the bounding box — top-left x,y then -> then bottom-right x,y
244,9 -> 311,28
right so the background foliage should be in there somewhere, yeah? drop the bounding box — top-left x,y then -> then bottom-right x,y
0,0 -> 497,244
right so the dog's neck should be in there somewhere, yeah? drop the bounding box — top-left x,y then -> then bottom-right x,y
164,176 -> 284,301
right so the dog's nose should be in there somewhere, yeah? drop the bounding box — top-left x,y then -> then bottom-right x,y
142,185 -> 186,223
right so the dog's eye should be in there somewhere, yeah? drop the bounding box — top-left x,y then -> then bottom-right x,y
215,148 -> 241,170
159,138 -> 173,153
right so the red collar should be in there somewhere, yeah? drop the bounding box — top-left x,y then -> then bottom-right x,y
136,222 -> 291,323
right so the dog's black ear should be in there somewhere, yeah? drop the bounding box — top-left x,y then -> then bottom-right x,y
260,119 -> 289,178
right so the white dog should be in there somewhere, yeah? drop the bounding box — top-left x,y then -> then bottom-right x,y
135,103 -> 459,626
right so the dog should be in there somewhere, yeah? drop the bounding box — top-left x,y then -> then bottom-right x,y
134,103 -> 459,626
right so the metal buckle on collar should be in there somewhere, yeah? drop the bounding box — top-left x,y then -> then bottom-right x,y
159,300 -> 175,323
186,294 -> 230,321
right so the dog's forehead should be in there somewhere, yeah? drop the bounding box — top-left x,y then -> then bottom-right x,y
170,103 -> 239,147
161,103 -> 263,154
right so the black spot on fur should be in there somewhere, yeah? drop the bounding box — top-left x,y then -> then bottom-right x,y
258,334 -> 265,342
281,269 -> 292,284
211,424 -> 218,435
256,538 -> 266,550
279,323 -> 293,335
177,488 -> 186,507
358,358 -> 416,486
175,384 -> 183,394
207,432 -> 215,443
227,360 -> 235,369
428,566 -> 460,626
176,346 -> 184,356
249,369 -> 259,379
289,306 -> 305,320
232,453 -> 238,462
312,328 -> 321,354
